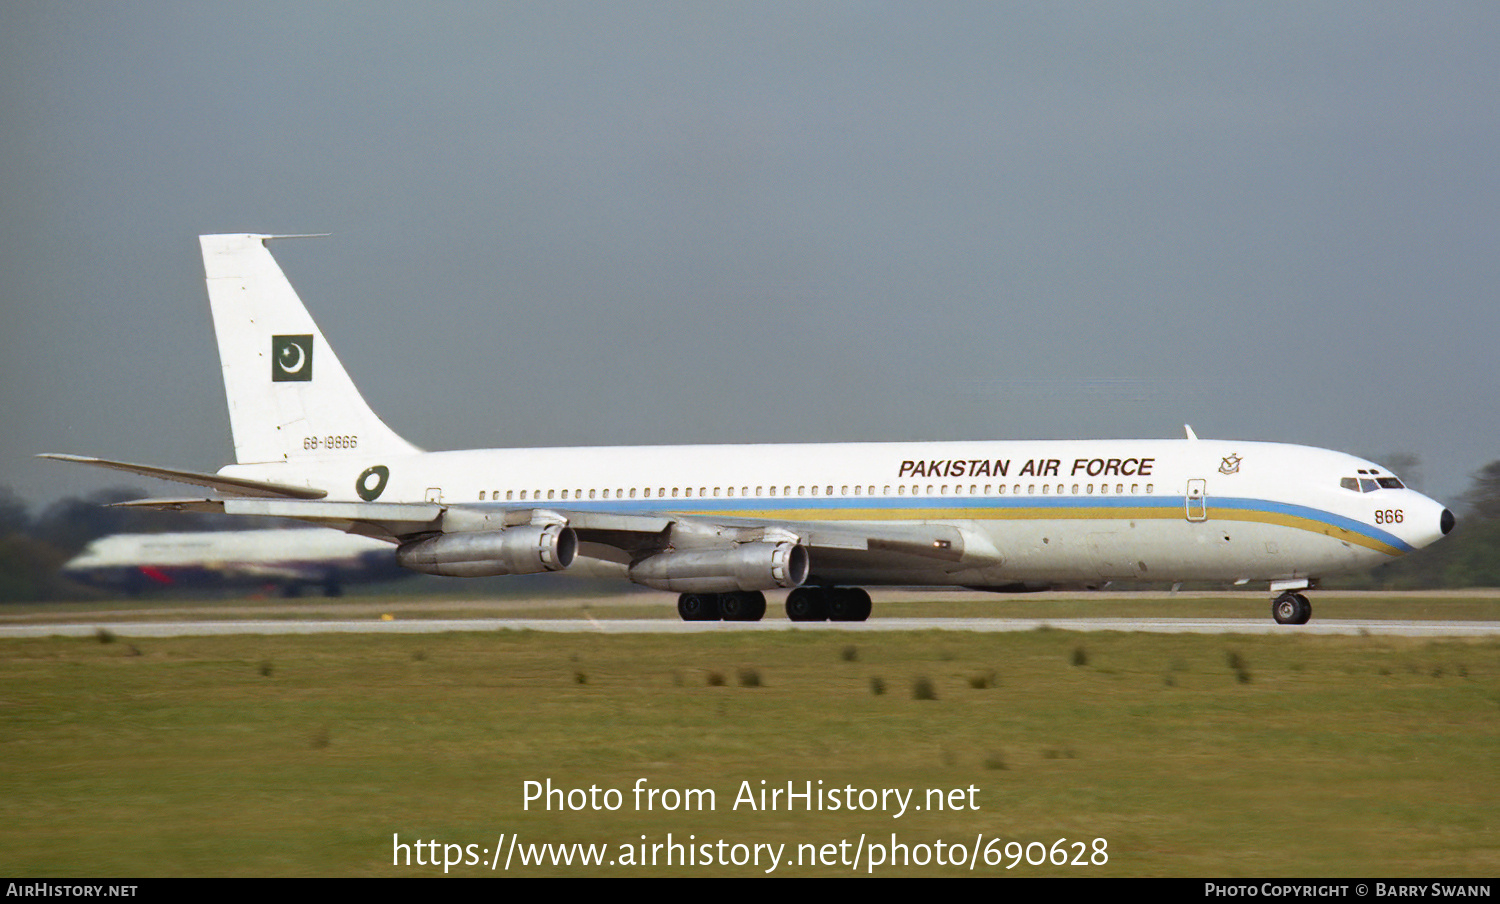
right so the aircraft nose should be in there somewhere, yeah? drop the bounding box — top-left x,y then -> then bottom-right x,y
1404,497 -> 1454,550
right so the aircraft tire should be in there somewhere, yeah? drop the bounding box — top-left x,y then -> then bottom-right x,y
678,593 -> 722,621
719,591 -> 766,622
1293,593 -> 1312,625
785,587 -> 828,622
1272,592 -> 1300,625
829,588 -> 872,622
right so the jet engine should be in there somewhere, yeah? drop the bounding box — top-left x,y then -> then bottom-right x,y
396,525 -> 576,577
628,541 -> 809,593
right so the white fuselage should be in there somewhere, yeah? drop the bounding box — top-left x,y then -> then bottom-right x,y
222,437 -> 1449,589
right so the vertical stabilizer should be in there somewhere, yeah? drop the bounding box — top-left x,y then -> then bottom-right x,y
201,234 -> 421,465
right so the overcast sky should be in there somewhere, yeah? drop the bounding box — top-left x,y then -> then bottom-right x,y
4,2 -> 1497,509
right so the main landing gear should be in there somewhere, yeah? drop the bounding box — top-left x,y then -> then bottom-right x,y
785,587 -> 872,622
677,591 -> 767,622
674,587 -> 875,622
1271,591 -> 1312,625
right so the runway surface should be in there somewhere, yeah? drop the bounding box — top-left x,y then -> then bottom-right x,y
4,617 -> 1497,638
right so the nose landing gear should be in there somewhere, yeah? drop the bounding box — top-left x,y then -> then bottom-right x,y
1272,591 -> 1312,625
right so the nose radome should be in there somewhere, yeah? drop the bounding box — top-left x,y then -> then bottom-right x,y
1441,509 -> 1455,536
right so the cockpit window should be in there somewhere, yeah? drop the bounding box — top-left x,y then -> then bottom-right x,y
1342,474 -> 1408,492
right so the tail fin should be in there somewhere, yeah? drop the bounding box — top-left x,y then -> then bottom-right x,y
200,234 -> 422,465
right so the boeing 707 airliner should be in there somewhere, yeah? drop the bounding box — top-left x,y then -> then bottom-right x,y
63,528 -> 406,597
43,235 -> 1454,623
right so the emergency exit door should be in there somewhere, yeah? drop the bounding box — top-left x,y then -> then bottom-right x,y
1185,479 -> 1207,521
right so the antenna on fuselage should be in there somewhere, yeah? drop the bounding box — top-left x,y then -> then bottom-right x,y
1184,424 -> 1199,440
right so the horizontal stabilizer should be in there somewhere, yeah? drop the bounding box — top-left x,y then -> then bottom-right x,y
38,454 -> 327,499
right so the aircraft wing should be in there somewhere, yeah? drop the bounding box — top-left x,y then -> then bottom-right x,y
100,497 -> 997,577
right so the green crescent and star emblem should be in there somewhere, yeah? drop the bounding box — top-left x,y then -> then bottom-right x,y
271,335 -> 314,382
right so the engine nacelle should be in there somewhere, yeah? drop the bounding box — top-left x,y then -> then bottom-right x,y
628,541 -> 809,593
396,525 -> 576,578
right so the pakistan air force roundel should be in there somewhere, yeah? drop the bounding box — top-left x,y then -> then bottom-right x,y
271,334 -> 314,382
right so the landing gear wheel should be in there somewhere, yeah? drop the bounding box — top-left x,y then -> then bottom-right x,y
785,587 -> 828,622
1272,591 -> 1312,625
678,593 -> 722,621
828,588 -> 872,622
1292,592 -> 1312,625
719,591 -> 767,622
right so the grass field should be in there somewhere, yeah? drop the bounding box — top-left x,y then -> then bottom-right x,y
2,597 -> 1496,877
